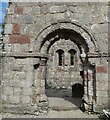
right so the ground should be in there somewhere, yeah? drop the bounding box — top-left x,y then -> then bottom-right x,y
1,88 -> 100,119
1,97 -> 99,119
1,110 -> 99,119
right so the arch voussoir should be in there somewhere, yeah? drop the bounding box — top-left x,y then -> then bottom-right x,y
35,21 -> 99,54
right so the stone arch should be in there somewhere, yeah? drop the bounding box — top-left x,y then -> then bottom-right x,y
35,21 -> 98,111
34,21 -> 99,54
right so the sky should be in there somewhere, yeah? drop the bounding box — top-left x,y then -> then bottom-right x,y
0,0 -> 9,33
0,0 -> 9,24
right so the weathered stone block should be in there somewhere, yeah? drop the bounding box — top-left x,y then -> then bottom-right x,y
33,15 -> 45,25
2,105 -> 24,114
32,6 -> 40,14
91,24 -> 100,33
26,64 -> 33,71
9,95 -> 20,104
21,44 -> 29,52
13,44 -> 21,52
3,73 -> 13,81
1,95 -> 8,103
22,88 -> 33,95
96,82 -> 108,91
12,65 -> 23,71
4,44 -> 12,52
23,6 -> 32,14
33,58 -> 40,65
53,13 -> 65,20
19,79 -> 26,87
16,58 -> 28,65
20,24 -> 30,35
35,87 -> 41,95
50,5 -> 66,14
38,101 -> 48,107
2,61 -> 12,73
41,80 -> 45,87
4,24 -> 13,34
96,65 -> 107,73
9,79 -> 20,87
96,91 -> 108,97
13,87 -> 22,95
68,6 -> 76,13
39,94 -> 47,102
5,15 -> 12,24
64,11 -> 71,18
7,5 -> 14,15
9,34 -> 30,44
18,72 -> 26,80
14,6 -> 23,14
99,23 -> 108,33
2,79 -> 10,86
21,15 -> 33,24
21,95 -> 31,104
3,86 -> 13,95
40,86 -> 45,94
60,5 -> 67,13
22,65 -> 28,72
12,15 -> 33,24
12,23 -> 20,34
97,97 -> 109,106
3,35 -> 10,44
96,74 -> 108,82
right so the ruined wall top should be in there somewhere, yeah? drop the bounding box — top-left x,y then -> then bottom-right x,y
3,2 -> 108,55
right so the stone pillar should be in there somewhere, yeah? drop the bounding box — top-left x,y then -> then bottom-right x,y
83,64 -> 95,112
95,63 -> 108,111
38,58 -> 48,113
65,51 -> 69,66
32,58 -> 40,106
83,67 -> 89,111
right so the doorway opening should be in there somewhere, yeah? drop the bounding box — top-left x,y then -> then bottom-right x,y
72,83 -> 84,98
37,22 -> 97,112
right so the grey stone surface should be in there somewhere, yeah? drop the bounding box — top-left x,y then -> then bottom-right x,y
4,24 -> 13,34
1,2 -> 109,115
13,87 -> 22,95
12,65 -> 23,71
21,95 -> 31,104
9,95 -> 20,104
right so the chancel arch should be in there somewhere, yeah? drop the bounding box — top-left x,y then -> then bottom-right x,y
35,21 -> 99,111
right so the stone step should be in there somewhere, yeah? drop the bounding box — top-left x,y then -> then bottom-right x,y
48,97 -> 81,111
49,106 -> 79,111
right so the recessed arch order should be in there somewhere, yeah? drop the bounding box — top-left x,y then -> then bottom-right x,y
34,21 -> 99,55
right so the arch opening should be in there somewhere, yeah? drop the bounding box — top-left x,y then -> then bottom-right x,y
43,29 -> 86,110
72,83 -> 84,98
36,22 -> 98,111
56,49 -> 64,66
68,49 -> 76,66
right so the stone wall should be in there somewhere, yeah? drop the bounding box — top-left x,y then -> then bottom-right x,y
0,24 -> 3,113
46,39 -> 83,88
1,2 -> 109,114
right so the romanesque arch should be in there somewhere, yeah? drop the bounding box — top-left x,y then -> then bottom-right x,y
35,21 -> 99,111
34,21 -> 99,54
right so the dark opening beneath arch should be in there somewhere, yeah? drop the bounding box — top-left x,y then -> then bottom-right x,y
72,83 -> 84,98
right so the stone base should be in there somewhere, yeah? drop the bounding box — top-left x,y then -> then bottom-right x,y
2,104 -> 39,115
94,104 -> 109,113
